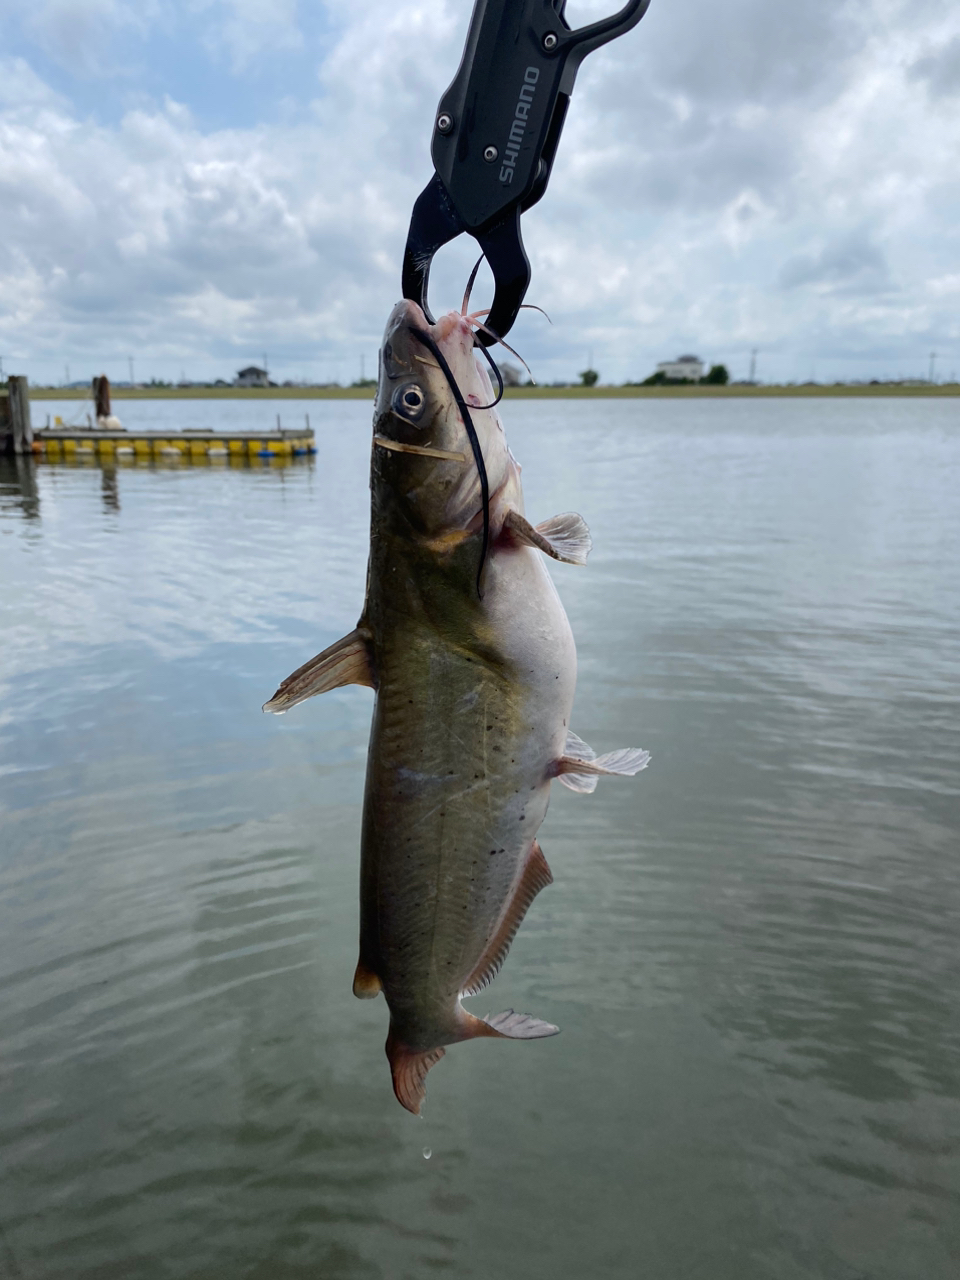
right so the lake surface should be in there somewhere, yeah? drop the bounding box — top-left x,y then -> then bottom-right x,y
1,396 -> 958,1279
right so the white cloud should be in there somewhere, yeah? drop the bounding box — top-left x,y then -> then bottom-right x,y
191,0 -> 304,72
0,0 -> 959,384
20,0 -> 159,75
0,56 -> 66,109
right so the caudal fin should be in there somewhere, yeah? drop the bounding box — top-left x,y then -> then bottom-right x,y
385,1033 -> 446,1115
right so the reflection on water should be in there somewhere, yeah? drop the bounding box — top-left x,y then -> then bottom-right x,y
1,455 -> 40,520
1,397 -> 958,1279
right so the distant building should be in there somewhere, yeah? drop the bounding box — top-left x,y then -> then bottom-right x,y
498,361 -> 523,388
656,354 -> 704,382
235,365 -> 269,388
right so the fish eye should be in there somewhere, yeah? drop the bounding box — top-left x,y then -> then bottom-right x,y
393,383 -> 426,421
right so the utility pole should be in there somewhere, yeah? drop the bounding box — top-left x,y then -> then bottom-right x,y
360,353 -> 365,382
128,356 -> 135,386
929,351 -> 937,384
65,364 -> 70,387
749,348 -> 758,383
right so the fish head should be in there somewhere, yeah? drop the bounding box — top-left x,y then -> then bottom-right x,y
373,300 -> 511,539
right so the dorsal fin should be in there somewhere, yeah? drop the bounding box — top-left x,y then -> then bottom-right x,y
460,842 -> 553,998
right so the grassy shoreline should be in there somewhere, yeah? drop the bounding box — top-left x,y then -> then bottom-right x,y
24,382 -> 960,401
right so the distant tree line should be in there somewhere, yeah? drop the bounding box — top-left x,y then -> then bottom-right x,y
637,364 -> 729,387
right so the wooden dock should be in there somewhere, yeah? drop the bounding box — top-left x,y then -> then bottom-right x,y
34,426 -> 316,462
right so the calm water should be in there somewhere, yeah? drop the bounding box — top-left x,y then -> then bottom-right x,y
1,396 -> 958,1279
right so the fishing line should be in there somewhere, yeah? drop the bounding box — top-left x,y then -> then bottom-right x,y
410,326 -> 490,599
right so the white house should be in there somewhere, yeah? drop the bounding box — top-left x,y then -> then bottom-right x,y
656,354 -> 704,381
235,366 -> 270,388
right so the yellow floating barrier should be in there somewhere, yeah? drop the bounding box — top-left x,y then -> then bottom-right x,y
32,425 -> 315,467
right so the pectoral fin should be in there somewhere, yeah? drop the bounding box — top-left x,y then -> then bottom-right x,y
503,509 -> 592,565
555,729 -> 650,793
263,627 -> 375,713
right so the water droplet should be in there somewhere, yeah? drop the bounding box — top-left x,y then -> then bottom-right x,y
422,1147 -> 432,1160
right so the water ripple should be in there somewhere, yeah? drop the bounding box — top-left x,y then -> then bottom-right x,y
1,399 -> 959,1278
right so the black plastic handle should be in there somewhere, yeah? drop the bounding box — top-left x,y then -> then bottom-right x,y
561,0 -> 651,58
431,0 -> 650,232
402,0 -> 651,340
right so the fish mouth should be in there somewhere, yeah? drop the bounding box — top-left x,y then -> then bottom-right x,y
397,297 -> 430,331
391,299 -> 474,354
380,299 -> 431,380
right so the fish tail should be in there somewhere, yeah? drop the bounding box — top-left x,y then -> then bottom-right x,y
385,1032 -> 446,1115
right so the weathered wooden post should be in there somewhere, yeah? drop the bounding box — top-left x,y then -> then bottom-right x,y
0,385 -> 10,453
93,374 -> 110,421
7,377 -> 32,454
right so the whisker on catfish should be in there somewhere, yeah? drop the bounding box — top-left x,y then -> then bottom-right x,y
467,303 -> 553,325
461,256 -> 485,316
465,318 -> 535,384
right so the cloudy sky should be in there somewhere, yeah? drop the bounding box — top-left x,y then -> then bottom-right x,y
1,0 -> 958,386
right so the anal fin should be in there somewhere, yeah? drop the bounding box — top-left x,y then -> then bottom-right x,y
263,627 -> 375,713
503,509 -> 592,565
555,729 -> 650,793
461,841 -> 553,998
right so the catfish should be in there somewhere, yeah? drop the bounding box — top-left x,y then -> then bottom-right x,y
265,299 -> 648,1112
